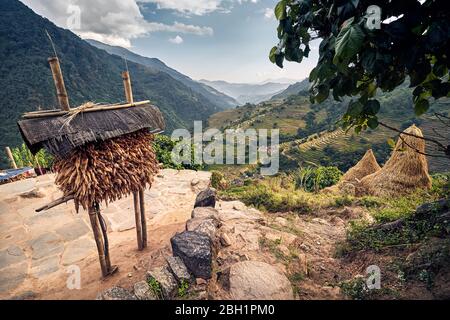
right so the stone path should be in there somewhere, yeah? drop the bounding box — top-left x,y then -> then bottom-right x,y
0,169 -> 210,297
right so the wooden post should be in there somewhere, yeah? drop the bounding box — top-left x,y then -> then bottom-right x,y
5,147 -> 17,169
122,71 -> 134,104
48,57 -> 70,111
139,188 -> 147,248
88,205 -> 108,277
133,191 -> 143,250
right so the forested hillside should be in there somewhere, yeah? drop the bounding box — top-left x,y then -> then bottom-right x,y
208,82 -> 450,173
0,0 -> 224,167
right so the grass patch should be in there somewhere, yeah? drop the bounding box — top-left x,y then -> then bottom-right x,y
177,279 -> 190,298
147,277 -> 163,299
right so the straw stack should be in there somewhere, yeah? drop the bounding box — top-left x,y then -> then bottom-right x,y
359,125 -> 432,197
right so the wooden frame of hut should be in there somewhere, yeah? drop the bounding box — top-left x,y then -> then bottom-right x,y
17,56 -> 165,277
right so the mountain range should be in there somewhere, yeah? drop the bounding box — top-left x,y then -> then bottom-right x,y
199,80 -> 290,105
0,0 -> 238,167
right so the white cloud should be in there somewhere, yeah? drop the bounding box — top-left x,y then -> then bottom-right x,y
140,0 -> 259,16
263,8 -> 274,20
169,35 -> 184,44
20,0 -> 213,47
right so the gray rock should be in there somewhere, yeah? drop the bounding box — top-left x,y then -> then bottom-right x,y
96,286 -> 137,300
194,188 -> 216,208
171,231 -> 212,279
29,233 -> 64,260
186,217 -> 219,232
147,265 -> 178,299
166,256 -> 192,283
228,261 -> 294,300
191,207 -> 219,220
193,220 -> 218,241
55,219 -> 90,242
0,262 -> 28,293
11,291 -> 37,300
0,245 -> 27,269
30,255 -> 60,278
133,280 -> 157,300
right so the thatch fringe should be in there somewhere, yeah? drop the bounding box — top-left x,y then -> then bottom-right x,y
358,125 -> 432,197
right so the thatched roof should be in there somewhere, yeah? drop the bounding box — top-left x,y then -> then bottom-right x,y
17,102 -> 165,158
359,125 -> 432,197
341,149 -> 381,183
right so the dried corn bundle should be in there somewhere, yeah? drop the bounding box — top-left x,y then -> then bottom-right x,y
54,129 -> 158,211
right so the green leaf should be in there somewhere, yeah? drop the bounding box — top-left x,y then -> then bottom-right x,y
333,18 -> 365,66
367,117 -> 379,129
387,138 -> 396,148
269,46 -> 277,63
274,1 -> 287,20
414,99 -> 429,116
313,84 -> 329,103
346,101 -> 363,117
364,99 -> 380,115
275,52 -> 284,68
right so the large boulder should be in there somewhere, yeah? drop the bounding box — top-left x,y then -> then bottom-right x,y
96,287 -> 137,300
171,231 -> 213,279
191,207 -> 219,220
228,261 -> 293,300
194,188 -> 216,208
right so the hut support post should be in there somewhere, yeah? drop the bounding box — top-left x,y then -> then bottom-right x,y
139,188 -> 147,248
5,147 -> 17,169
122,71 -> 134,104
89,203 -> 116,277
133,191 -> 144,250
48,57 -> 70,111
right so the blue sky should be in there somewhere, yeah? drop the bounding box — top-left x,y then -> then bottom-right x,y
21,0 -> 319,83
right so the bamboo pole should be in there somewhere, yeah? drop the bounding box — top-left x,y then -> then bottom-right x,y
122,71 -> 134,104
21,100 -> 151,119
48,57 -> 70,111
133,191 -> 143,250
139,188 -> 147,248
5,147 -> 17,169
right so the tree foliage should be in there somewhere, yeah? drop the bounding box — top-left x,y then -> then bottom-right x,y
270,0 -> 450,134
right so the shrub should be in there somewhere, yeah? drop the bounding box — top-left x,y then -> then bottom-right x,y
152,134 -> 202,171
295,166 -> 342,192
211,170 -> 228,190
11,143 -> 53,168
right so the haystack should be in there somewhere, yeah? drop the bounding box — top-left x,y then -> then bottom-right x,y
341,149 -> 381,183
359,124 -> 432,197
322,149 -> 381,195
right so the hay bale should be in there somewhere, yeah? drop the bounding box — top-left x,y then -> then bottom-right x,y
359,125 -> 432,197
53,129 -> 158,210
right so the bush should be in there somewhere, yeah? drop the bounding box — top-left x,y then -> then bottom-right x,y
11,143 -> 53,168
152,135 -> 202,171
295,166 -> 342,192
211,170 -> 228,190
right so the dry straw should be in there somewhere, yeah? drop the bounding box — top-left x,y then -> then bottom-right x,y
359,124 -> 432,197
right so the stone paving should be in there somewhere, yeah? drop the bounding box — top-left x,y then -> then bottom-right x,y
0,169 -> 211,296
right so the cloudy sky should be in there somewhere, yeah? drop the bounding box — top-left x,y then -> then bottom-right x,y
20,0 -> 319,83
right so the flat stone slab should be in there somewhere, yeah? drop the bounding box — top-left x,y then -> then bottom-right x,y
0,262 -> 28,293
166,256 -> 192,283
0,245 -> 27,269
29,233 -> 64,260
61,237 -> 95,265
55,219 -> 90,242
229,261 -> 293,300
97,287 -> 137,300
30,255 -> 60,278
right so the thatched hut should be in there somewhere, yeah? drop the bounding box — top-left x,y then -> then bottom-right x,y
16,56 -> 165,277
359,124 -> 432,197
